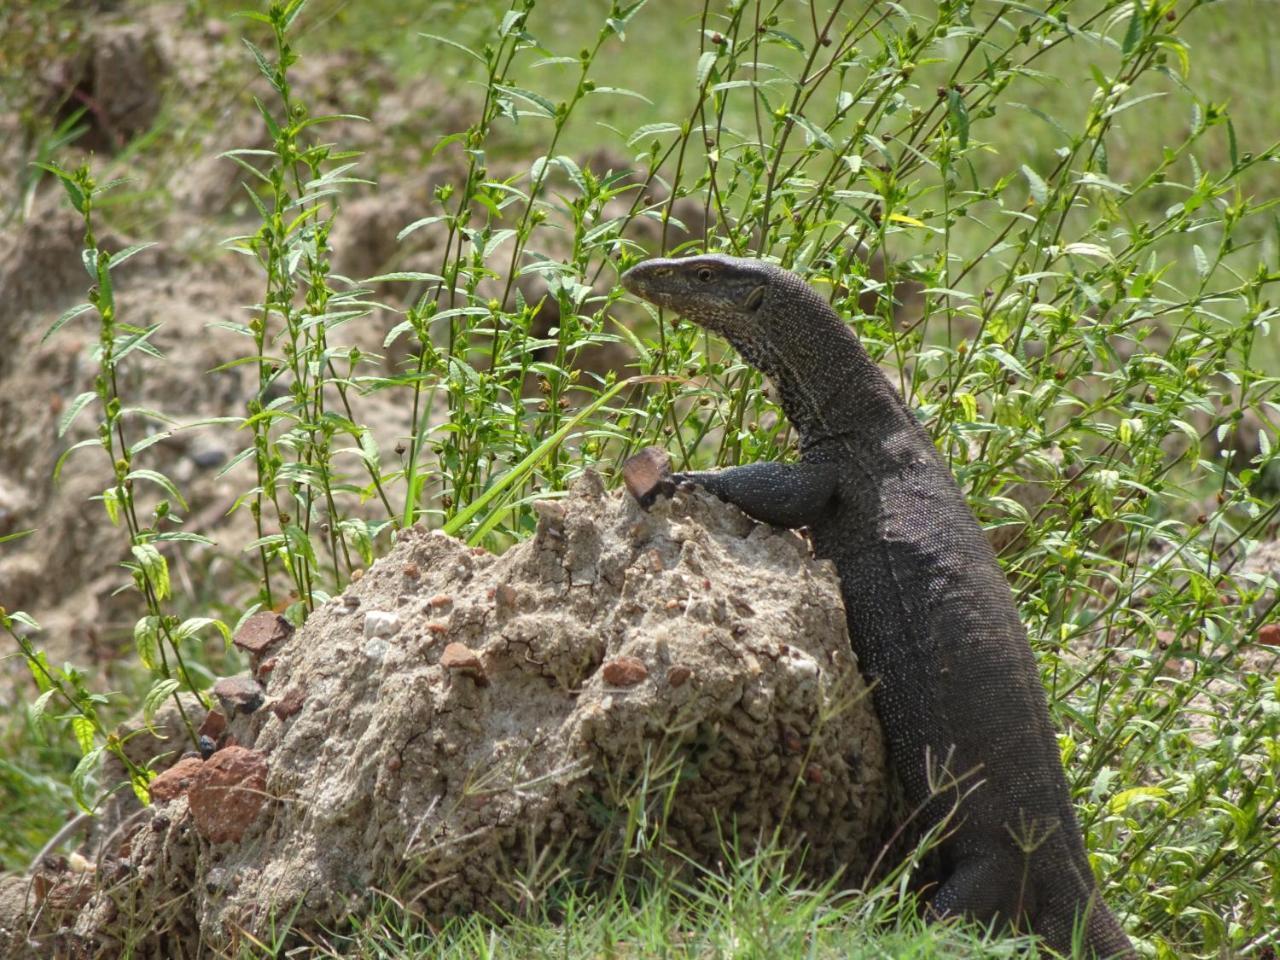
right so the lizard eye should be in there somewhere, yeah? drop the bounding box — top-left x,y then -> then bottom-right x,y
696,267 -> 714,282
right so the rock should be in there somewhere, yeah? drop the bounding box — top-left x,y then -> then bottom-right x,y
187,746 -> 269,845
667,664 -> 693,688
363,610 -> 402,639
149,756 -> 205,803
602,656 -> 649,687
232,611 -> 294,665
1258,623 -> 1280,647
212,676 -> 264,717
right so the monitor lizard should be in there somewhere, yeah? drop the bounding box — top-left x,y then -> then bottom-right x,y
620,253 -> 1135,958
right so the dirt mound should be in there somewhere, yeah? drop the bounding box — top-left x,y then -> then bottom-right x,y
2,474 -> 886,957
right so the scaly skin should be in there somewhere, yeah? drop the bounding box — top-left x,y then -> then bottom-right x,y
621,254 -> 1135,958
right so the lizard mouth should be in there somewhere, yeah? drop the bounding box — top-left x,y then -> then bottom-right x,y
620,262 -> 664,298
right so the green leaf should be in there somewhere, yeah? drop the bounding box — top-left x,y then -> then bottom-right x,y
30,688 -> 58,731
31,161 -> 85,213
696,51 -> 718,88
53,438 -> 103,483
1108,786 -> 1169,815
134,616 -> 162,672
1193,244 -> 1210,278
283,0 -> 309,30
71,746 -> 104,812
126,469 -> 190,511
58,392 -> 98,438
1121,5 -> 1143,55
103,487 -> 122,526
43,302 -> 94,344
947,90 -> 970,149
626,122 -> 683,147
1022,164 -> 1048,205
143,678 -> 181,726
242,38 -> 282,94
788,114 -> 836,151
493,84 -> 557,119
131,543 -> 171,600
363,271 -> 444,284
108,242 -> 158,269
174,617 -> 231,644
71,714 -> 95,754
417,33 -> 486,65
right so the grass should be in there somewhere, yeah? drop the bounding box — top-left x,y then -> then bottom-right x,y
2,0 -> 1279,956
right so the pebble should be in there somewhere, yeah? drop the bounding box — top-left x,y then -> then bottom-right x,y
364,610 -> 401,639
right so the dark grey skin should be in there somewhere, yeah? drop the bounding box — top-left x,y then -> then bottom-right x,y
621,254 -> 1135,958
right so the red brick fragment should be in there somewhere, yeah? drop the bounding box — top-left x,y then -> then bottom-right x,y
602,656 -> 648,687
149,756 -> 205,803
232,611 -> 293,664
187,745 -> 269,844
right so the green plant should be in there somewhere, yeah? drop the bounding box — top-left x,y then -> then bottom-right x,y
8,0 -> 1279,955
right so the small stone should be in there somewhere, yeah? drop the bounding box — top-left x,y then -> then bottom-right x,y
440,642 -> 489,687
187,745 -> 269,845
622,446 -> 674,509
198,710 -> 227,742
271,687 -> 305,720
212,675 -> 264,717
667,665 -> 693,688
440,641 -> 478,668
341,594 -> 361,610
232,612 -> 294,664
602,656 -> 648,687
198,736 -> 216,760
189,445 -> 227,469
805,763 -> 824,784
403,562 -> 421,579
427,593 -> 451,609
364,610 -> 402,639
1257,623 -> 1280,647
149,756 -> 205,803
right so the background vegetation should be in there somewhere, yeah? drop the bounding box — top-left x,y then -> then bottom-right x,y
2,0 -> 1278,956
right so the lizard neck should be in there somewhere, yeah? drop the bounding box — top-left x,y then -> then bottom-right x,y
730,277 -> 921,458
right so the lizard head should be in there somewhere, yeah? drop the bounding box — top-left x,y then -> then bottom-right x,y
621,254 -> 772,332
620,254 -> 788,371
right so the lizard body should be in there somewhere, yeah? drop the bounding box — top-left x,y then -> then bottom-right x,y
621,254 -> 1135,958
